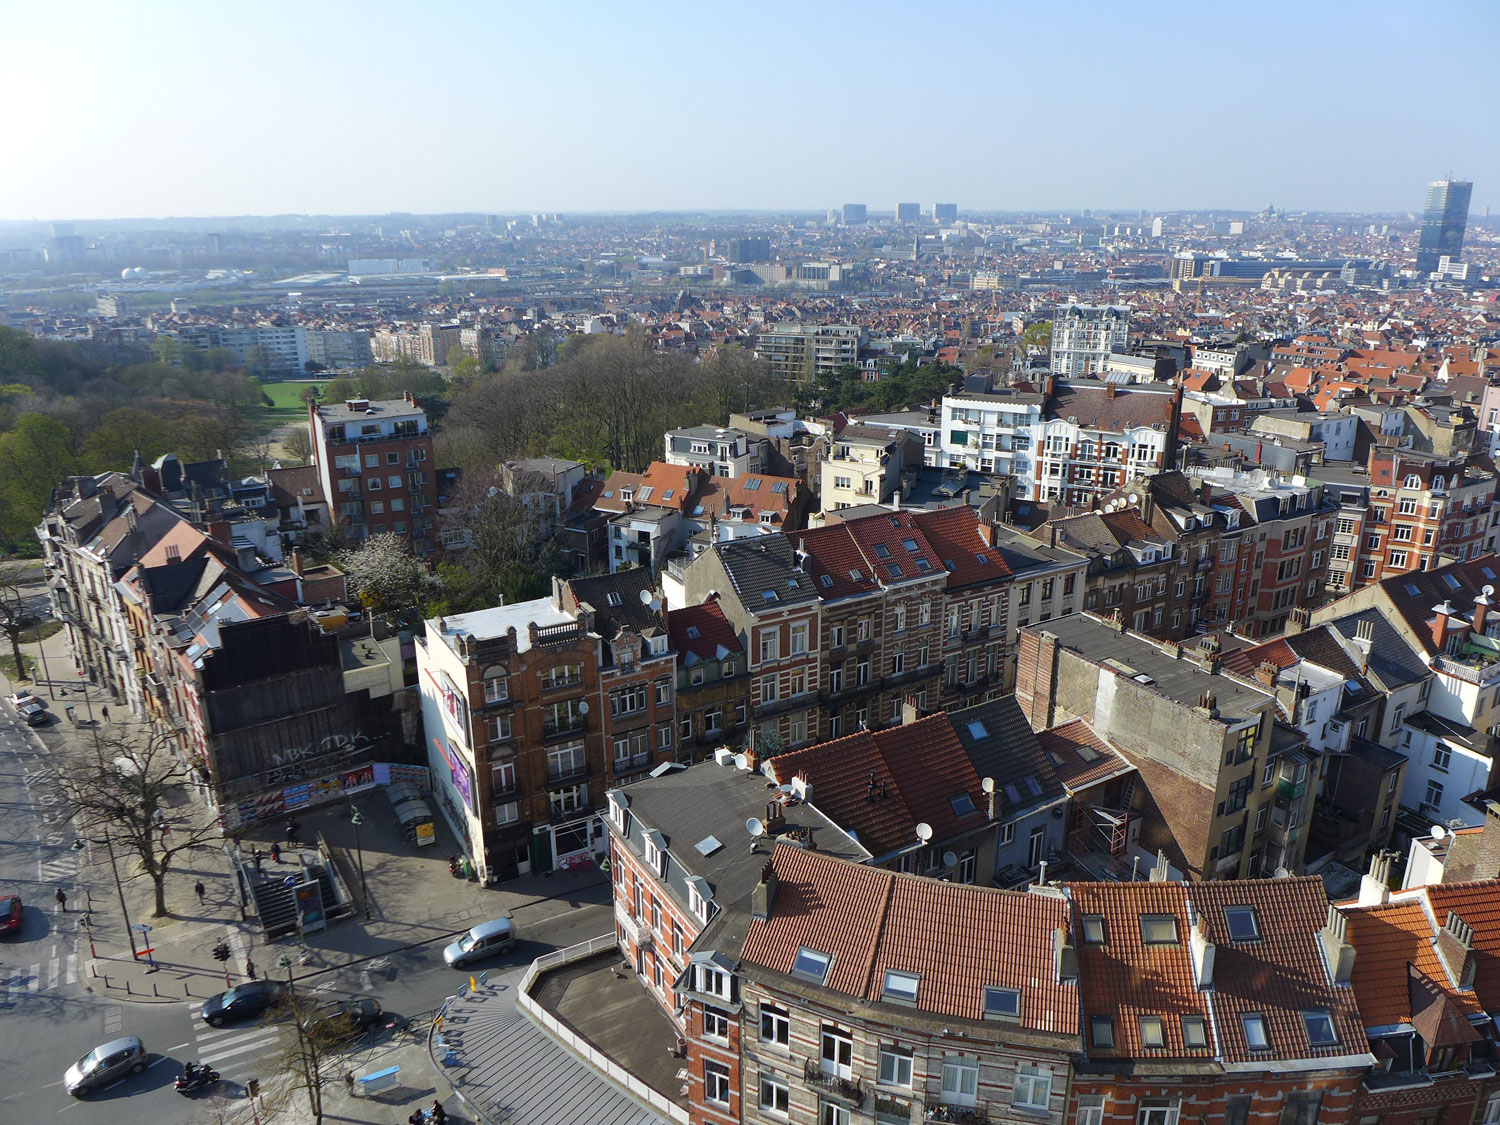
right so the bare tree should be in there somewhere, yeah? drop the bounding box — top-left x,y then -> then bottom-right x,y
51,725 -> 220,917
0,557 -> 36,681
280,426 -> 313,464
337,533 -> 437,612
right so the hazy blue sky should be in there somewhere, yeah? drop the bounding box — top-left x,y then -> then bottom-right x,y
5,0 -> 1495,220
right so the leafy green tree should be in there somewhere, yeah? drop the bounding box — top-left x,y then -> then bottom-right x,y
0,414 -> 77,547
80,407 -> 174,473
150,336 -> 180,366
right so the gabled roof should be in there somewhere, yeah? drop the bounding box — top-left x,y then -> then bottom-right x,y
563,569 -> 659,640
740,844 -> 1076,1035
1343,897 -> 1483,1030
794,524 -> 880,601
908,506 -> 1011,590
1037,719 -> 1133,792
765,714 -> 987,858
712,535 -> 820,610
666,598 -> 742,664
949,696 -> 1066,819
843,509 -> 946,587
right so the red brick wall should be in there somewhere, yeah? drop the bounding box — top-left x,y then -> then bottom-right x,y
1070,1070 -> 1363,1124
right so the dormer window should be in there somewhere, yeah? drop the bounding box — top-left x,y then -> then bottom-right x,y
1225,905 -> 1260,942
1140,915 -> 1179,945
697,963 -> 730,999
983,987 -> 1020,1021
642,830 -> 666,876
792,947 -> 831,983
686,876 -> 712,923
882,969 -> 920,1005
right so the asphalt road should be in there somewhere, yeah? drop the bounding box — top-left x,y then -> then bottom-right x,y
0,700 -> 615,1124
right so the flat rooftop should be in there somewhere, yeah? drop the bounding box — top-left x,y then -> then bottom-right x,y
315,398 -> 426,424
1031,613 -> 1275,724
430,597 -> 576,653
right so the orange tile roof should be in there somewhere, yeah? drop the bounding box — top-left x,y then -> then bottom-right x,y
741,843 -> 1076,1034
1343,897 -> 1482,1030
1037,720 -> 1132,792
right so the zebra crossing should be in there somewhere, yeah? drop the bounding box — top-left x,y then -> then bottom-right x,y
0,951 -> 82,1004
187,1016 -> 288,1082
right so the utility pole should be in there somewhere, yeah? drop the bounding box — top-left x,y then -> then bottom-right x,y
350,805 -> 370,920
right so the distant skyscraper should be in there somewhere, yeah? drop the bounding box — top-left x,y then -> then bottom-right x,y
842,203 -> 867,225
933,202 -> 958,223
895,202 -> 919,223
1416,178 -> 1472,274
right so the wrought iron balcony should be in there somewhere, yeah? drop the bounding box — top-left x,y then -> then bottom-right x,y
923,1102 -> 988,1124
802,1059 -> 862,1105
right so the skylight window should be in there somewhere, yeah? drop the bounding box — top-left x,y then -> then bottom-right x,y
819,574 -> 834,588
603,490 -> 615,498
1224,906 -> 1260,942
1075,742 -> 1101,763
1004,783 -> 1022,805
902,538 -> 920,553
637,486 -> 653,501
1303,1010 -> 1337,1047
1139,1016 -> 1165,1048
1090,1016 -> 1115,1048
685,626 -> 700,639
662,489 -> 675,500
762,589 -> 779,602
743,478 -> 762,490
914,557 -> 931,571
1081,915 -> 1106,944
1025,776 -> 1043,797
983,987 -> 1021,1020
1404,582 -> 1420,596
1182,1016 -> 1207,1048
1140,915 -> 1179,945
874,543 -> 892,558
607,592 -> 622,606
887,563 -> 904,578
950,793 -> 976,817
849,569 -> 864,582
770,481 -> 788,494
792,947 -> 831,983
975,553 -> 989,565
882,969 -> 920,1004
967,721 -> 988,739
1242,1013 -> 1270,1051
1484,566 -> 1497,581
1445,574 -> 1461,590
943,560 -> 957,572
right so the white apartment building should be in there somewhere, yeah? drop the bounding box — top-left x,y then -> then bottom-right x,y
1050,304 -> 1130,378
937,384 -> 1045,477
175,323 -> 309,373
820,424 -> 917,511
663,425 -> 766,478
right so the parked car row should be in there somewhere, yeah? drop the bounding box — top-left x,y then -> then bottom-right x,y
5,689 -> 47,726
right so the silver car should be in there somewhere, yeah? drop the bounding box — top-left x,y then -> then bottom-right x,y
65,1035 -> 148,1095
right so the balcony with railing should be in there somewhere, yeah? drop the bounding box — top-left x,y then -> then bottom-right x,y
923,1102 -> 988,1124
490,776 -> 520,801
1268,804 -> 1299,847
545,763 -> 590,788
802,1059 -> 863,1105
542,715 -> 588,742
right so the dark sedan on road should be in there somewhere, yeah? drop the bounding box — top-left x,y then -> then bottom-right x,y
199,980 -> 287,1026
304,998 -> 382,1043
0,894 -> 21,935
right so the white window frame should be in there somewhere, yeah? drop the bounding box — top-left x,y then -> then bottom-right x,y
877,1046 -> 913,1088
703,1060 -> 730,1107
940,1057 -> 979,1108
1012,1063 -> 1051,1109
759,1003 -> 789,1046
758,1074 -> 789,1116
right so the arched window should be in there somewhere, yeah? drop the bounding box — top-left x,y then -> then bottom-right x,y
1433,475 -> 1445,491
1404,474 -> 1421,488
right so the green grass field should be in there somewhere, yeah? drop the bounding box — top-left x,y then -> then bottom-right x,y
261,380 -> 325,421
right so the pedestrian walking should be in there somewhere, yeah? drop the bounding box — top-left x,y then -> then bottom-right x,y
252,847 -> 263,875
245,957 -> 257,980
101,705 -> 109,722
195,880 -> 206,905
270,842 -> 282,864
286,818 -> 300,846
55,887 -> 67,913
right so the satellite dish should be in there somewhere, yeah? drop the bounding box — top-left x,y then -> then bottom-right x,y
733,753 -> 748,770
943,851 -> 959,868
639,588 -> 653,604
577,700 -> 590,714
1431,824 -> 1447,840
747,817 -> 765,838
981,777 -> 995,794
649,596 -> 662,612
915,822 -> 934,843
780,784 -> 794,794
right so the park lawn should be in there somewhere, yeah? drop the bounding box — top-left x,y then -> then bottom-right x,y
261,379 -> 325,422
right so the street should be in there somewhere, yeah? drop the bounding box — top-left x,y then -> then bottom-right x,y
0,683 -> 614,1124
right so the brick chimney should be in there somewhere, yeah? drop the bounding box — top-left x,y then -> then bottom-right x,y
750,860 -> 779,921
1255,659 -> 1279,687
1189,916 -> 1215,990
291,547 -> 305,575
901,694 -> 922,725
1475,588 -> 1494,636
1431,601 -> 1456,651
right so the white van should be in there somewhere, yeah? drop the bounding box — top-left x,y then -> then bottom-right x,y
443,917 -> 516,968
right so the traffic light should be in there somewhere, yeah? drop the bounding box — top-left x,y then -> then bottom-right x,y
212,940 -> 232,986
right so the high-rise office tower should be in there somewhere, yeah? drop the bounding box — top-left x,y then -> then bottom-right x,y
842,203 -> 867,225
933,202 -> 958,223
1416,178 -> 1472,274
895,202 -> 919,223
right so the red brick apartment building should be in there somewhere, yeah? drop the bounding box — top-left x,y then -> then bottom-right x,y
309,393 -> 438,554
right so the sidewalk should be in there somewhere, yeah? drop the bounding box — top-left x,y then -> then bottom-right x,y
5,610 -> 611,1007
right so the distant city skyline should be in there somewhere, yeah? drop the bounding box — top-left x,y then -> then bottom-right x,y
4,0 -> 1497,222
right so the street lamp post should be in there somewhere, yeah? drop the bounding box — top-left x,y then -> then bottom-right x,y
102,828 -> 139,960
350,806 -> 370,920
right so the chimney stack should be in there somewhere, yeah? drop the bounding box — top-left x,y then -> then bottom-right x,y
1475,588 -> 1493,636
1053,925 -> 1078,983
1358,851 -> 1392,907
1189,916 -> 1215,990
1436,911 -> 1477,990
750,860 -> 779,921
291,547 -> 305,575
1432,601 -> 1455,651
1255,660 -> 1279,687
901,694 -> 921,725
1320,905 -> 1356,985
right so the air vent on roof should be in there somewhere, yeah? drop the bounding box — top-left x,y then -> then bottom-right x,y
695,835 -> 723,857
1133,674 -> 1155,685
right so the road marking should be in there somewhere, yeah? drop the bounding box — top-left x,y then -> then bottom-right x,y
147,1057 -> 168,1069
47,956 -> 60,988
25,964 -> 39,993
169,1042 -> 190,1050
64,953 -> 77,985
